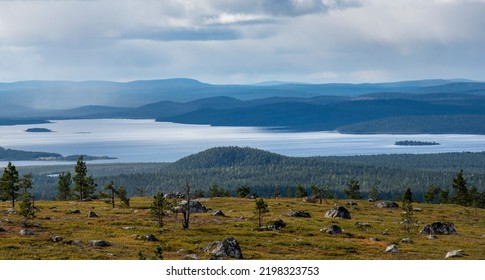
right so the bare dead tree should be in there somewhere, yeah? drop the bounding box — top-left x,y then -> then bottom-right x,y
182,180 -> 191,230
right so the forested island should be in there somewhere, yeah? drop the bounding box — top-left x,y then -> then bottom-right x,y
394,140 -> 440,146
25,128 -> 53,133
0,146 -> 115,161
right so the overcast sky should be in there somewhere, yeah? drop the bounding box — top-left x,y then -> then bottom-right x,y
0,0 -> 484,84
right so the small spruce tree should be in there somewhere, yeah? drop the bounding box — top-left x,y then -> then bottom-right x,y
150,192 -> 167,229
254,198 -> 269,228
19,192 -> 35,226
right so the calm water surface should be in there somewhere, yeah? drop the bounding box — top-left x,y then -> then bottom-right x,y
1,119 -> 485,167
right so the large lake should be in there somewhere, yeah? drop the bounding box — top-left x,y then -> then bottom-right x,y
1,119 -> 485,167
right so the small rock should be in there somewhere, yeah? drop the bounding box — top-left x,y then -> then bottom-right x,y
355,222 -> 372,228
90,240 -> 111,247
49,206 -> 57,209
32,223 -> 43,228
413,208 -> 423,212
107,253 -> 116,257
325,205 -> 351,219
369,237 -> 379,241
347,201 -> 358,206
0,227 -> 5,232
185,254 -> 199,260
65,240 -> 82,246
203,237 -> 243,259
323,225 -> 342,234
122,226 -> 135,230
445,249 -> 464,258
87,211 -> 98,218
385,244 -> 399,253
400,238 -> 414,244
302,196 -> 318,203
287,211 -> 311,218
51,236 -> 63,242
420,222 -> 457,235
177,249 -> 186,254
67,209 -> 81,214
5,209 -> 16,215
145,234 -> 159,242
427,235 -> 438,240
19,229 -> 34,236
212,210 -> 225,217
376,201 -> 400,208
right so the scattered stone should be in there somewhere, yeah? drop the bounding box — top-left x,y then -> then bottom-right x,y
49,206 -> 57,210
347,201 -> 358,206
177,249 -> 186,254
19,229 -> 34,236
368,198 -> 377,202
203,237 -> 243,259
107,253 -> 116,257
175,200 -> 208,213
0,227 -> 5,232
38,216 -> 52,220
385,244 -> 399,253
376,201 -> 400,208
123,226 -> 135,230
302,196 -> 318,203
420,222 -> 457,235
67,209 -> 81,214
51,236 -> 63,242
268,219 -> 286,230
185,254 -> 199,260
32,223 -> 43,228
400,238 -> 414,244
164,191 -> 185,199
212,210 -> 225,217
145,234 -> 159,242
445,249 -> 464,258
5,208 -> 16,215
90,240 -> 111,247
382,231 -> 390,236
355,222 -> 372,228
325,205 -> 351,219
427,235 -> 438,240
87,211 -> 98,218
65,240 -> 82,246
1,219 -> 12,224
369,237 -> 379,241
322,225 -> 342,234
413,208 -> 423,212
287,210 -> 311,218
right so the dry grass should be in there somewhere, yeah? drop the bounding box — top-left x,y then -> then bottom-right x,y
1,197 -> 485,260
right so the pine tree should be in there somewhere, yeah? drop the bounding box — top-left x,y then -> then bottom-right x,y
401,188 -> 416,234
117,186 -> 130,207
72,156 -> 97,200
452,170 -> 469,206
402,187 -> 414,203
57,172 -> 72,200
1,162 -> 20,208
344,178 -> 362,199
254,198 -> 269,228
295,183 -> 308,198
150,192 -> 167,229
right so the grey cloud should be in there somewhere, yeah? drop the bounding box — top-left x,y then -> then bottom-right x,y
122,26 -> 241,42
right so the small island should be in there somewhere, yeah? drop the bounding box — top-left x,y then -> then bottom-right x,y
394,140 -> 440,146
25,128 -> 54,133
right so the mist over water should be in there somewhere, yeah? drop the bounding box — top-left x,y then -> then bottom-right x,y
1,119 -> 485,167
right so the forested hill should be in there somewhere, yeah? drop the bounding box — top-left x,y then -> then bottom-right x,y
22,146 -> 485,201
170,146 -> 289,169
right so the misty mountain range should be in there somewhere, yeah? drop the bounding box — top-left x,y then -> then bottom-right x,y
1,78 -> 485,133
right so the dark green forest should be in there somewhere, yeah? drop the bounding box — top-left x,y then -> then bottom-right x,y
14,147 -> 485,202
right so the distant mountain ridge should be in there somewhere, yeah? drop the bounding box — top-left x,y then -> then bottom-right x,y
1,78 -> 485,134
